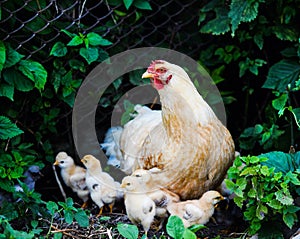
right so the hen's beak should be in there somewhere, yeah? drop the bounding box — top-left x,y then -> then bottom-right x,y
142,72 -> 155,79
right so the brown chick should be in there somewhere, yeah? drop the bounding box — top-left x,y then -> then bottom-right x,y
53,152 -> 89,208
121,176 -> 156,238
81,155 -> 122,216
167,190 -> 224,228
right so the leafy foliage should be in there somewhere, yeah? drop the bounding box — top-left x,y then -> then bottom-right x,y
226,154 -> 300,235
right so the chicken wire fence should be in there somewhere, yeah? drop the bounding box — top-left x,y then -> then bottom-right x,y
0,0 -> 205,61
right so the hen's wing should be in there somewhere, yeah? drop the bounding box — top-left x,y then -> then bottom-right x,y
120,106 -> 164,174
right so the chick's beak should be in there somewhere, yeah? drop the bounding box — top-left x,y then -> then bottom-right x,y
120,183 -> 126,188
53,161 -> 59,166
142,71 -> 155,79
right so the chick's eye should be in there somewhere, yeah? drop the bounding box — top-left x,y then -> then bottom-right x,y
127,183 -> 131,186
60,161 -> 64,164
135,174 -> 141,177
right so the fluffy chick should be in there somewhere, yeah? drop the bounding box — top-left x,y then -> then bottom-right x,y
54,152 -> 89,208
81,154 -> 122,216
167,190 -> 224,228
131,169 -> 180,221
121,176 -> 156,237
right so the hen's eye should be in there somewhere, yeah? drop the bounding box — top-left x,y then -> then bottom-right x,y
156,68 -> 166,74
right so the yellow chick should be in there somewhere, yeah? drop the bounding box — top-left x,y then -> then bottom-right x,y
166,190 -> 224,228
121,176 -> 156,237
81,155 -> 122,216
53,152 -> 89,208
131,169 -> 180,222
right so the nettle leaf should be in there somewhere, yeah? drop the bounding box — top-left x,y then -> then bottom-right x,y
50,42 -> 67,57
283,213 -> 296,229
134,0 -> 152,10
263,60 -> 300,92
272,25 -> 298,42
4,44 -> 24,68
267,199 -> 282,210
0,83 -> 14,101
86,32 -> 112,46
0,41 -> 5,72
74,209 -> 89,227
79,47 -> 99,64
200,7 -> 230,35
272,93 -> 288,110
18,60 -> 47,91
123,0 -> 134,9
275,190 -> 293,205
0,116 -> 23,140
166,215 -> 185,239
117,223 -> 139,239
229,0 -> 260,36
67,35 -> 83,46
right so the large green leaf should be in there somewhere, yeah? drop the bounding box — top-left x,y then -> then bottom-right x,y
0,116 -> 24,140
229,0 -> 260,36
86,33 -> 112,46
134,0 -> 152,10
259,151 -> 300,173
272,25 -> 298,42
3,68 -> 34,92
18,60 -> 47,91
79,47 -> 99,64
50,42 -> 67,57
123,0 -> 134,9
262,60 -> 300,92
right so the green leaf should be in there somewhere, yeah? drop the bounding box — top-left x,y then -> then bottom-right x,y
272,25 -> 298,41
123,0 -> 134,9
64,210 -> 73,224
0,116 -> 23,140
133,0 -> 152,10
61,29 -> 76,38
0,41 -> 5,73
183,228 -> 197,239
272,93 -> 288,110
166,215 -> 185,239
275,190 -> 293,205
117,223 -> 139,239
86,33 -> 112,46
187,224 -> 206,232
67,35 -> 84,46
46,201 -> 58,215
4,44 -> 24,68
260,151 -> 300,173
74,209 -> 89,227
50,42 -> 67,57
283,213 -> 296,228
263,60 -> 300,92
3,68 -> 34,92
18,60 -> 47,91
200,7 -> 230,35
79,47 -> 99,64
229,0 -> 260,36
0,83 -> 14,101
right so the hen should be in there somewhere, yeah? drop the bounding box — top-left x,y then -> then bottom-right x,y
54,152 -> 89,208
166,190 -> 224,227
81,154 -> 122,215
103,60 -> 235,200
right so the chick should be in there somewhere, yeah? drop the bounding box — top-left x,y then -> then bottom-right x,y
167,190 -> 224,228
121,176 -> 156,237
131,169 -> 180,222
54,152 -> 89,208
81,154 -> 122,216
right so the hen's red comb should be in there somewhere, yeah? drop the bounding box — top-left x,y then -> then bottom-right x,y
148,60 -> 165,73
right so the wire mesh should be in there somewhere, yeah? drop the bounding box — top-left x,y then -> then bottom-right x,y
0,0 -> 204,60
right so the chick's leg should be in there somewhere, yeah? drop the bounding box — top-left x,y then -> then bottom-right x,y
81,201 -> 88,209
108,203 -> 114,213
96,207 -> 103,217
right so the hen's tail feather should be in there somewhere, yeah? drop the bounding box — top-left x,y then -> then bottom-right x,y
101,126 -> 123,168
